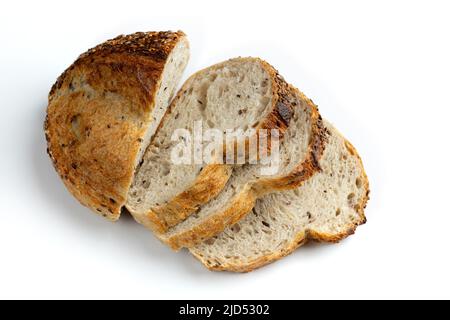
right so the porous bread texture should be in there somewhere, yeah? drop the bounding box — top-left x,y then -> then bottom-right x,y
45,31 -> 189,220
190,122 -> 370,272
159,88 -> 327,250
127,58 -> 295,233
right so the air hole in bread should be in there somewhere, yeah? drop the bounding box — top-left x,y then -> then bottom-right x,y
336,208 -> 342,216
238,108 -> 248,116
355,178 -> 362,188
262,221 -> 270,228
231,224 -> 241,233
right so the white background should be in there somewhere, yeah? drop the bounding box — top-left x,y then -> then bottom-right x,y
1,0 -> 449,300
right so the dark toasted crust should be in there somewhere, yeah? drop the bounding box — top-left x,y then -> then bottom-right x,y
256,94 -> 328,193
163,87 -> 328,250
45,31 -> 186,220
256,61 -> 294,133
191,138 -> 370,273
49,32 -> 185,98
129,58 -> 304,232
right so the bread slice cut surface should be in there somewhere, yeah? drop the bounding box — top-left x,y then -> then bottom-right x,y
159,88 -> 327,250
126,58 -> 297,232
190,122 -> 369,272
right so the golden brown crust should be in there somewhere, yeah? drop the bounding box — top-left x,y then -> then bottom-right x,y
163,88 -> 328,250
129,58 -> 304,232
166,188 -> 259,250
45,31 -> 186,220
190,137 -> 370,273
133,165 -> 233,233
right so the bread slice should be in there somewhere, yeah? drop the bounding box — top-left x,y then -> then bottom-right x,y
190,122 -> 369,272
126,58 -> 298,233
159,89 -> 328,250
45,31 -> 189,220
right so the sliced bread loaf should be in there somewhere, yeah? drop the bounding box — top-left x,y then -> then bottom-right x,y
45,31 -> 189,220
190,122 -> 369,272
159,89 -> 328,250
126,58 -> 297,233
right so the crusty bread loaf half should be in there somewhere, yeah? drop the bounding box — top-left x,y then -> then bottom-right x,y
190,122 -> 369,272
126,58 -> 298,233
159,88 -> 327,250
45,31 -> 189,220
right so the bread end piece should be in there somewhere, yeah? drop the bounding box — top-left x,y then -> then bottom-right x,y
45,31 -> 189,220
